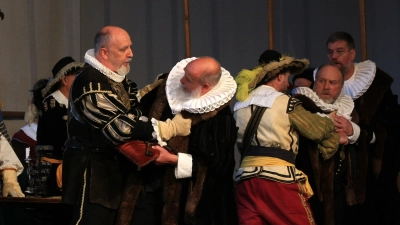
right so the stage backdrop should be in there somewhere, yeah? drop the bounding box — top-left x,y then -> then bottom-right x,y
1,0 -> 399,136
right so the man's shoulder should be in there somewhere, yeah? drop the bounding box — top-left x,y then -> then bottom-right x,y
213,104 -> 234,117
273,94 -> 293,105
73,66 -> 113,95
285,95 -> 302,113
76,66 -> 105,82
190,103 -> 234,124
42,95 -> 66,112
359,65 -> 393,101
42,94 -> 58,106
372,67 -> 393,86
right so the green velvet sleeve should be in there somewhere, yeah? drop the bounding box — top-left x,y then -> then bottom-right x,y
288,104 -> 340,159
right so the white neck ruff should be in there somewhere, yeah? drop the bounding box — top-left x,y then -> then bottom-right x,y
292,87 -> 354,120
166,57 -> 237,114
234,85 -> 283,111
343,60 -> 376,100
84,49 -> 126,82
313,60 -> 376,100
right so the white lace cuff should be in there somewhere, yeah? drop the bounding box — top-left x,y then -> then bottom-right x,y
174,153 -> 192,179
150,118 -> 167,146
348,122 -> 360,144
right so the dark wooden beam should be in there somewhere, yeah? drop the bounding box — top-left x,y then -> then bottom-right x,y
359,0 -> 367,60
183,0 -> 191,58
268,0 -> 274,50
2,111 -> 25,120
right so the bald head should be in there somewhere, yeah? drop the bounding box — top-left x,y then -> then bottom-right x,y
93,26 -> 133,73
186,57 -> 221,86
313,64 -> 344,103
94,26 -> 129,53
180,57 -> 222,97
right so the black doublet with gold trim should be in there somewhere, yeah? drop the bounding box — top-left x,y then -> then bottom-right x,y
62,65 -> 154,209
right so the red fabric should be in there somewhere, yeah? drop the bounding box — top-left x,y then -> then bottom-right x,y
12,129 -> 37,159
236,177 -> 315,225
117,140 -> 160,168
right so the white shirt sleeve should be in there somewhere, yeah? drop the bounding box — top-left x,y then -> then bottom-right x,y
0,135 -> 24,176
348,121 -> 360,144
174,153 -> 193,179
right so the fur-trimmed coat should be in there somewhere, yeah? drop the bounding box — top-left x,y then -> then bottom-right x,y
115,74 -> 238,225
293,94 -> 359,225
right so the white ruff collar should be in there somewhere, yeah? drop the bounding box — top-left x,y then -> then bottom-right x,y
49,90 -> 69,108
343,60 -> 375,100
166,57 -> 237,114
292,87 -> 354,120
84,49 -> 126,82
234,85 -> 283,111
313,60 -> 376,100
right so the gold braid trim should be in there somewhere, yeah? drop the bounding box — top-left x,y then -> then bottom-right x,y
73,82 -> 113,103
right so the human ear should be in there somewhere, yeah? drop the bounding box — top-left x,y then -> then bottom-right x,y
277,74 -> 284,82
61,76 -> 68,85
202,82 -> 210,91
350,49 -> 356,61
100,48 -> 108,59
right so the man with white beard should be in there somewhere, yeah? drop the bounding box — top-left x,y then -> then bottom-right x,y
62,26 -> 191,225
115,57 -> 238,225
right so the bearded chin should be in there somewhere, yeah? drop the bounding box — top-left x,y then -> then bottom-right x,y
190,86 -> 202,99
321,98 -> 335,104
177,85 -> 202,102
117,65 -> 130,76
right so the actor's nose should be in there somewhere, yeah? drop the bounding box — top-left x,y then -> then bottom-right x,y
127,48 -> 134,58
331,54 -> 338,60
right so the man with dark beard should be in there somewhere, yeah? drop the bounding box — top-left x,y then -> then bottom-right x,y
115,56 -> 238,225
62,26 -> 191,225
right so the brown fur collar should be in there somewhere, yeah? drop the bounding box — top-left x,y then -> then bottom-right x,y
356,67 -> 392,126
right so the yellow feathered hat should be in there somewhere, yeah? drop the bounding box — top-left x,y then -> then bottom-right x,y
235,50 -> 309,102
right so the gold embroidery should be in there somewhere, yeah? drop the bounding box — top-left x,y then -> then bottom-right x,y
50,99 -> 56,108
109,80 -> 131,111
43,102 -> 48,111
74,82 -> 112,103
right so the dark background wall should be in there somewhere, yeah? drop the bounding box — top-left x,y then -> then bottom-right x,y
79,0 -> 400,94
1,0 -> 399,134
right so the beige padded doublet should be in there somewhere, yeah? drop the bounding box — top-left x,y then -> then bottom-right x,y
235,95 -> 299,155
